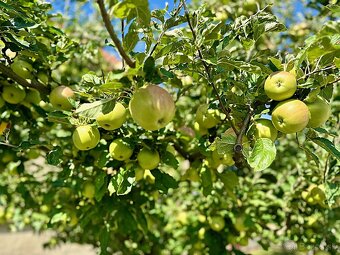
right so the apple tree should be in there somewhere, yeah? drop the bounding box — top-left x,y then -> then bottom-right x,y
0,0 -> 339,254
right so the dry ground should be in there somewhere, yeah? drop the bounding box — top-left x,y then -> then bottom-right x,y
0,228 -> 96,255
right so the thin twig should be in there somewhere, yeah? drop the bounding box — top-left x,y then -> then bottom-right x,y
235,105 -> 253,153
0,63 -> 49,94
121,20 -> 125,69
181,0 -> 238,135
323,77 -> 340,87
147,1 -> 184,58
297,65 -> 335,81
97,0 -> 135,68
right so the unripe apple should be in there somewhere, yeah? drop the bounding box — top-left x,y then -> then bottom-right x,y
195,104 -> 221,129
137,147 -> 160,170
2,85 -> 26,104
49,85 -> 75,111
208,215 -> 225,232
25,88 -> 41,105
109,138 -> 133,161
253,119 -> 278,142
96,102 -> 127,130
272,99 -> 310,134
193,121 -> 208,136
37,72 -> 49,84
82,182 -> 95,199
264,71 -> 297,101
11,59 -> 33,79
305,96 -> 331,128
129,85 -> 175,131
135,166 -> 145,181
72,125 -> 100,151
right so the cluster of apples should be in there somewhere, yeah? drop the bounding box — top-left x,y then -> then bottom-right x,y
301,184 -> 327,207
257,71 -> 331,140
0,83 -> 42,107
47,84 -> 175,172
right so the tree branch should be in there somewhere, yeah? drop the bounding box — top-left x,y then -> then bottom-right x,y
233,104 -> 255,168
181,0 -> 238,135
96,0 -> 135,68
0,63 -> 49,94
148,1 -> 184,58
297,65 -> 335,81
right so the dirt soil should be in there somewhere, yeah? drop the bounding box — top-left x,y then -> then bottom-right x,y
0,228 -> 96,255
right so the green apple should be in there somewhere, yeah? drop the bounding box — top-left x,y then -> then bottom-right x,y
208,215 -> 225,232
96,102 -> 127,130
253,119 -> 278,142
25,88 -> 41,105
135,166 -> 145,181
305,96 -> 331,128
49,85 -> 75,111
37,72 -> 49,84
129,85 -> 175,131
193,121 -> 208,136
72,125 -> 100,151
0,97 -> 5,108
264,71 -> 297,101
137,147 -> 160,170
82,182 -> 95,199
11,59 -> 33,79
195,104 -> 221,129
109,138 -> 133,161
272,99 -> 310,134
2,85 -> 26,104
144,169 -> 155,184
211,149 -> 234,167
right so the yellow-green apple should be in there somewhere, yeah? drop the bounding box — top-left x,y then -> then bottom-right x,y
135,166 -> 145,181
195,104 -> 221,129
129,85 -> 175,131
2,85 -> 26,104
82,182 -> 95,199
96,102 -> 127,130
264,71 -> 297,101
208,216 -> 225,232
72,125 -> 100,150
271,99 -> 310,134
49,85 -> 75,111
25,88 -> 41,105
253,119 -> 278,142
194,121 -> 208,136
305,96 -> 331,128
37,72 -> 49,84
109,138 -> 133,161
137,147 -> 160,170
11,59 -> 33,79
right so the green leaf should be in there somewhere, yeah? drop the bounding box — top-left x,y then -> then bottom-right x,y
99,226 -> 109,255
47,146 -> 63,166
311,137 -> 340,160
112,1 -> 136,19
108,167 -> 135,196
50,212 -> 67,224
75,98 -> 116,119
200,165 -> 212,196
123,23 -> 139,52
153,169 -> 178,193
302,146 -> 320,167
247,138 -> 276,172
325,182 -> 340,207
161,151 -> 179,169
